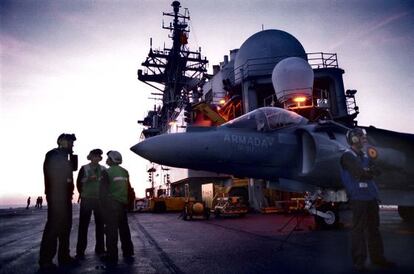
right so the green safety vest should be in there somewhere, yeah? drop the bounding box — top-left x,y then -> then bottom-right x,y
107,165 -> 129,204
80,164 -> 105,199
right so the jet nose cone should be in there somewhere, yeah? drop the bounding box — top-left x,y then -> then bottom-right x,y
130,140 -> 152,160
130,134 -> 178,165
130,132 -> 212,168
130,142 -> 141,155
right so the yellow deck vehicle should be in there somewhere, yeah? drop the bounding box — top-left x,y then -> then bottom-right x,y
133,187 -> 188,213
150,196 -> 187,213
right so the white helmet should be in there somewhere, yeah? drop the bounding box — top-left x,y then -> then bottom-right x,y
107,150 -> 122,164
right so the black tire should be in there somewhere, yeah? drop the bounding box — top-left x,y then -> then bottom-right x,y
214,209 -> 221,219
204,208 -> 210,220
182,208 -> 188,221
184,205 -> 192,221
398,206 -> 414,222
314,203 -> 340,230
154,202 -> 166,213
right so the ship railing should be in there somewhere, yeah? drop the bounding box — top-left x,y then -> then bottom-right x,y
233,52 -> 339,83
234,55 -> 290,83
307,52 -> 338,69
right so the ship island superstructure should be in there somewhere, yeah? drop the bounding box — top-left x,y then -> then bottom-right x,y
137,1 -> 359,210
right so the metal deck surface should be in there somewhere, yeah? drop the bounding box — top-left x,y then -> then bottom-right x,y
0,206 -> 413,274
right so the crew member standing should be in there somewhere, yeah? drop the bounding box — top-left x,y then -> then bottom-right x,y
76,149 -> 106,259
39,196 -> 43,209
100,150 -> 134,265
35,197 -> 40,208
26,196 -> 31,209
39,133 -> 78,270
340,128 -> 395,271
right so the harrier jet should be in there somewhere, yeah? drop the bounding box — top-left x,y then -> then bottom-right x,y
131,106 -> 414,226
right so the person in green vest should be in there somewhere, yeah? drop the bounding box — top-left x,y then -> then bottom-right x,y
75,149 -> 106,259
100,150 -> 134,265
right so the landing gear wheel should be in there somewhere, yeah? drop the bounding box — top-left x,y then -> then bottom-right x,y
398,206 -> 414,222
314,203 -> 339,229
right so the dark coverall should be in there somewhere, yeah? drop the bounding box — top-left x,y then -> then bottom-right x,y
340,149 -> 386,267
39,148 -> 74,265
76,164 -> 105,255
100,166 -> 134,263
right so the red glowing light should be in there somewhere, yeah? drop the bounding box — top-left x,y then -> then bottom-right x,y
293,96 -> 307,103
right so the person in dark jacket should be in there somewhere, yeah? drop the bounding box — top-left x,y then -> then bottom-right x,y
340,128 -> 395,271
39,196 -> 43,209
100,150 -> 134,266
75,149 -> 106,259
39,133 -> 78,270
26,196 -> 31,209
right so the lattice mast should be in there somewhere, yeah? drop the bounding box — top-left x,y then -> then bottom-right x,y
138,1 -> 208,137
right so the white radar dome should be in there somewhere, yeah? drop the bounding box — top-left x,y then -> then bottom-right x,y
272,57 -> 314,103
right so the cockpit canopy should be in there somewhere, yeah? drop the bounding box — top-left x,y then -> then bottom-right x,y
222,107 -> 308,132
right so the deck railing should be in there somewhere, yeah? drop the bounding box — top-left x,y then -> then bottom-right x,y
233,52 -> 339,83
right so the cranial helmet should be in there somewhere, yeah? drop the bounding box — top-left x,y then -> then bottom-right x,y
107,150 -> 122,164
57,133 -> 76,145
346,128 -> 367,145
87,148 -> 103,160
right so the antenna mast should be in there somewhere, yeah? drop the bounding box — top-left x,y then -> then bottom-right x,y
137,1 -> 209,137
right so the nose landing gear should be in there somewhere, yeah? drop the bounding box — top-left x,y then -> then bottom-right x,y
305,191 -> 340,229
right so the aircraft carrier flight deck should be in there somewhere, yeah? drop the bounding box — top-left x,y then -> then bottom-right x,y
0,206 -> 413,274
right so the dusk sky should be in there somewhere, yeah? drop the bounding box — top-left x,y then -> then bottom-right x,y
1,0 -> 413,205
